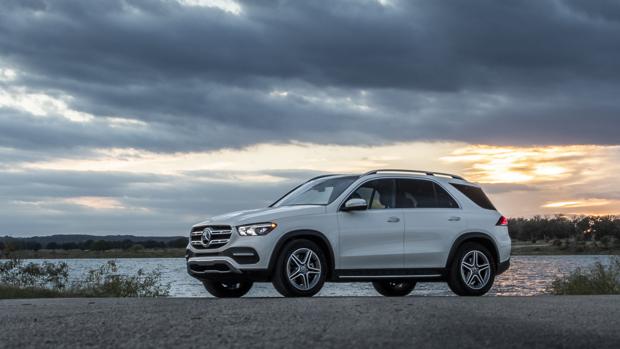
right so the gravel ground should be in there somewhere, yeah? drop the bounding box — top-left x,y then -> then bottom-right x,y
1,296 -> 619,348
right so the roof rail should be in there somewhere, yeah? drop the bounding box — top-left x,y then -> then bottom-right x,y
362,169 -> 465,181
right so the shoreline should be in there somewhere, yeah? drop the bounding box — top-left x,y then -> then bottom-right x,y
0,248 -> 186,259
2,244 -> 619,259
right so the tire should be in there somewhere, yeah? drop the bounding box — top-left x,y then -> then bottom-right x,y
447,242 -> 495,296
372,281 -> 416,297
272,239 -> 327,297
203,279 -> 253,298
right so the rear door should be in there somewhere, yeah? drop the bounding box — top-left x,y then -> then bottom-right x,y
396,179 -> 465,268
337,178 -> 404,270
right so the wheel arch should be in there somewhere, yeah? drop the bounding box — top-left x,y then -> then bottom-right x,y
268,229 -> 336,280
445,232 -> 500,270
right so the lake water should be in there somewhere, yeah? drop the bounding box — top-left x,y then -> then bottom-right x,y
23,255 -> 615,297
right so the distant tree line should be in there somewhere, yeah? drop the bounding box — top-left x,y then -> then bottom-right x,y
2,215 -> 619,251
509,215 -> 620,243
0,237 -> 188,252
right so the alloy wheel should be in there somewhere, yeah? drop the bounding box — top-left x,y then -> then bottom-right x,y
460,250 -> 491,290
286,248 -> 322,291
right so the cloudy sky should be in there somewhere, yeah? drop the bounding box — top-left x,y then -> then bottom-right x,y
1,0 -> 620,236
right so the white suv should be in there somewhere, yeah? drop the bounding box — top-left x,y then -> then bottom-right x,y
186,169 -> 511,297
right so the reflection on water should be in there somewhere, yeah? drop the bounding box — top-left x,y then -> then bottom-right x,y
24,255 -> 614,297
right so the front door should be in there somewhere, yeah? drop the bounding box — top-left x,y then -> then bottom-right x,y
337,178 -> 404,270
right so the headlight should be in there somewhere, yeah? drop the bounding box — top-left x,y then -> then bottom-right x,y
237,222 -> 277,236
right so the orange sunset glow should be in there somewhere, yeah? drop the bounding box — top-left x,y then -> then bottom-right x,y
9,142 -> 620,222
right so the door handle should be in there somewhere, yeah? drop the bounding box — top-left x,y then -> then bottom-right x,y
387,217 -> 400,223
448,216 -> 461,222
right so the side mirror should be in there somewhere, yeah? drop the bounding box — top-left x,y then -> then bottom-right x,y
342,198 -> 368,211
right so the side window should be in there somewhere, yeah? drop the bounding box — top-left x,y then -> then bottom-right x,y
434,183 -> 459,208
396,179 -> 435,208
351,186 -> 373,206
396,179 -> 459,209
348,179 -> 395,209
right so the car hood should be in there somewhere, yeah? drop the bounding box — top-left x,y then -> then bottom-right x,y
193,205 -> 326,227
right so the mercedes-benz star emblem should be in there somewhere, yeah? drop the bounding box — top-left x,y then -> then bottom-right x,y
201,228 -> 213,246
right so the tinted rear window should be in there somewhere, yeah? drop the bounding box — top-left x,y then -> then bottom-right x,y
396,179 -> 459,209
451,184 -> 496,210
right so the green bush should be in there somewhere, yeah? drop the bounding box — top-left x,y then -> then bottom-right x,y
0,259 -> 170,299
550,257 -> 620,295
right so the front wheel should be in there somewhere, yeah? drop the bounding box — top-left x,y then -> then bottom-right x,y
203,280 -> 253,298
272,239 -> 327,297
447,242 -> 495,296
372,281 -> 416,297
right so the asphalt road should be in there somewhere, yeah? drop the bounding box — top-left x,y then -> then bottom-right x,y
1,296 -> 619,348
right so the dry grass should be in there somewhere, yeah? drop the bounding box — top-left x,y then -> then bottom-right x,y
0,259 -> 170,299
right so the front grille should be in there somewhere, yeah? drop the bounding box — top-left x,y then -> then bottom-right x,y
190,225 -> 233,250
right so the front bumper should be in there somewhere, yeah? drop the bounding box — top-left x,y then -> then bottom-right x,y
186,247 -> 260,264
186,247 -> 270,282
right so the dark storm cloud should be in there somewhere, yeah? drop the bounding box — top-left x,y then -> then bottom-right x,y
562,0 -> 620,22
0,0 -> 619,152
9,0 -> 610,90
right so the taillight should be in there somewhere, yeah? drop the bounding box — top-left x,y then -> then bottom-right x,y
497,216 -> 508,226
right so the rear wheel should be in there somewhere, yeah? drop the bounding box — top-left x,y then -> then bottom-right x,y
447,242 -> 495,296
203,279 -> 253,298
272,239 -> 327,297
372,281 -> 416,297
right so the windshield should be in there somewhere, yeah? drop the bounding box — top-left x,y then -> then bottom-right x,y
272,176 -> 359,207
